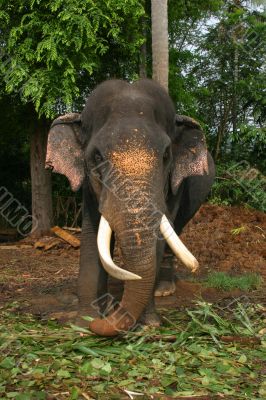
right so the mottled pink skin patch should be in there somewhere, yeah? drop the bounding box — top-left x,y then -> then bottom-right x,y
172,147 -> 209,188
46,124 -> 84,192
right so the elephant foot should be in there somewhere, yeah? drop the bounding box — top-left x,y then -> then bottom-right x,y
138,298 -> 162,327
154,280 -> 176,297
139,310 -> 162,327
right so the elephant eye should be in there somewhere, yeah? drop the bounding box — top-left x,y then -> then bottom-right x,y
163,146 -> 171,164
93,150 -> 103,164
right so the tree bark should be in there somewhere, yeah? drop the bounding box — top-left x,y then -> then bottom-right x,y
151,0 -> 169,91
30,117 -> 53,238
214,100 -> 232,161
232,44 -> 238,136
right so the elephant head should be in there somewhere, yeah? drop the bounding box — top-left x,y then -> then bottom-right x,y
46,79 -> 209,336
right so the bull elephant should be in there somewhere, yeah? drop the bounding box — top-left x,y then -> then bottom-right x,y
46,79 -> 215,336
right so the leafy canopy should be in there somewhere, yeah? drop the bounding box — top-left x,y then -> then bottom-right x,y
0,0 -> 145,117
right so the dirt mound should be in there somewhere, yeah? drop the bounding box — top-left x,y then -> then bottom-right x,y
176,204 -> 265,279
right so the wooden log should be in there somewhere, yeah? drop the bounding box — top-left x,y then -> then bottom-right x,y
34,238 -> 62,251
62,226 -> 81,232
51,226 -> 80,248
44,238 -> 62,251
220,335 -> 261,345
34,241 -> 46,249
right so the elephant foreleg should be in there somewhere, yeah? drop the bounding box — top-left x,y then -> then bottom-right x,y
77,182 -> 108,325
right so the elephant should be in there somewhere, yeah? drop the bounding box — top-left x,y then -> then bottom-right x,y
46,79 -> 215,336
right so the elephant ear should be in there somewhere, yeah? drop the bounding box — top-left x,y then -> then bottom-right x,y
45,113 -> 85,191
171,115 -> 209,194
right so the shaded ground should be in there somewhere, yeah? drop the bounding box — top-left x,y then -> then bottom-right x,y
0,204 -> 265,318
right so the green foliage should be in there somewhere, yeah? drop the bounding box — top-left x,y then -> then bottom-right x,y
168,0 -> 223,115
209,162 -> 266,211
0,95 -> 32,207
204,272 -> 263,291
0,0 -> 145,117
0,301 -> 265,398
168,0 -> 266,175
231,123 -> 266,171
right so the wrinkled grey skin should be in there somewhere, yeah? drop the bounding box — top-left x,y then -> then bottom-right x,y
46,79 -> 215,336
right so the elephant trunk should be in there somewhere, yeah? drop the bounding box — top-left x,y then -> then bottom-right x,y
89,218 -> 157,336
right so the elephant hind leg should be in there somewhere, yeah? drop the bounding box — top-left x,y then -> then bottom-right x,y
154,258 -> 176,297
154,238 -> 177,297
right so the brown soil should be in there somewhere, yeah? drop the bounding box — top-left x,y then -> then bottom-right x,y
180,204 -> 265,278
0,204 -> 265,318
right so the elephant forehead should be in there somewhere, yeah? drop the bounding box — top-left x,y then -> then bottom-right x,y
110,147 -> 157,176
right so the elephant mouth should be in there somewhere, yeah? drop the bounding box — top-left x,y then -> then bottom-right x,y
97,216 -> 142,281
97,214 -> 199,280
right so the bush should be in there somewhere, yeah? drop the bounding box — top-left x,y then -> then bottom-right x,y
209,162 -> 266,212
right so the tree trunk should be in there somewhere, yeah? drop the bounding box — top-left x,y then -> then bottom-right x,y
214,100 -> 232,161
232,44 -> 238,136
151,0 -> 169,91
30,118 -> 53,238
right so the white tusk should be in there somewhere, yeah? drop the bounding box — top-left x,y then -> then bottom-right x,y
160,215 -> 199,272
97,216 -> 142,281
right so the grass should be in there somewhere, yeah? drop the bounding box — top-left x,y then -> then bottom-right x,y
203,272 -> 263,291
0,301 -> 265,399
